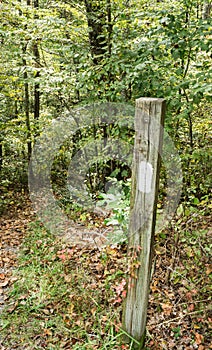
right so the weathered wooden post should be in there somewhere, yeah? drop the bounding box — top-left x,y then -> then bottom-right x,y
122,97 -> 166,349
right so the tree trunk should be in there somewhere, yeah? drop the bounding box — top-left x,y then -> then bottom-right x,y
202,1 -> 212,19
84,0 -> 108,64
23,54 -> 32,161
33,0 -> 40,121
0,141 -> 3,171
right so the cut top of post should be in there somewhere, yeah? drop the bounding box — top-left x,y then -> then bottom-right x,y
136,97 -> 165,104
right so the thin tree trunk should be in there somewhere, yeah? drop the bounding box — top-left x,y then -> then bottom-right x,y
23,54 -> 32,161
23,0 -> 32,160
0,141 -> 3,171
33,0 -> 40,121
33,44 -> 40,121
202,1 -> 212,19
107,0 -> 112,57
84,0 -> 107,64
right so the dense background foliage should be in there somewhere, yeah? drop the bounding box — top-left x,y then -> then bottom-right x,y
0,2 -> 211,349
0,0 -> 211,213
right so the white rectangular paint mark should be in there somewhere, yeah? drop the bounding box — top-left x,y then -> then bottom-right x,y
138,161 -> 153,193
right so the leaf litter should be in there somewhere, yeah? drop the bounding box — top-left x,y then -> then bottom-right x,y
0,196 -> 211,349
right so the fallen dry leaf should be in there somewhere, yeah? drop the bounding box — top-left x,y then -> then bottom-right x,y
161,302 -> 173,315
0,280 -> 9,287
0,273 -> 5,280
195,332 -> 204,345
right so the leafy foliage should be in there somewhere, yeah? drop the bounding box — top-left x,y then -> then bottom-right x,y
0,2 -> 211,346
0,0 -> 211,209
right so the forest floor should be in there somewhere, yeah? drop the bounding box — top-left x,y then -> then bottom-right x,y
0,193 -> 211,349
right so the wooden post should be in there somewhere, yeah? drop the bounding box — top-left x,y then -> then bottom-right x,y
122,97 -> 166,348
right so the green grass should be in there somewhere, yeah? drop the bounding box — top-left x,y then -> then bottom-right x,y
0,221 -> 137,349
1,205 -> 211,349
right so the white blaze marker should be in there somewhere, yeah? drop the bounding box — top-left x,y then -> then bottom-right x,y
138,161 -> 153,193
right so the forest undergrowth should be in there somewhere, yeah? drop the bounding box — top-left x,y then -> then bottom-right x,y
0,193 -> 211,350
